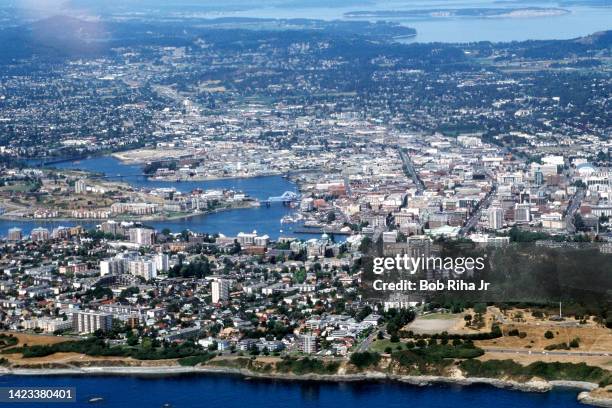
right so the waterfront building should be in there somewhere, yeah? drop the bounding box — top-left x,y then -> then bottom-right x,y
300,334 -> 319,354
101,220 -> 125,236
111,202 -> 158,215
8,227 -> 22,241
30,227 -> 50,241
73,311 -> 112,334
129,227 -> 155,246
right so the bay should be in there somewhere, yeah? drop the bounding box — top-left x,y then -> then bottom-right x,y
2,156 -> 319,240
199,0 -> 612,43
0,374 -> 586,408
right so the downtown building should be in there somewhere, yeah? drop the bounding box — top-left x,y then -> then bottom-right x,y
487,207 -> 505,230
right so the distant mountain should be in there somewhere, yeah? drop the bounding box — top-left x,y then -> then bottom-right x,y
27,15 -> 110,41
0,14 -> 609,65
575,30 -> 612,47
514,29 -> 612,59
0,15 -> 111,63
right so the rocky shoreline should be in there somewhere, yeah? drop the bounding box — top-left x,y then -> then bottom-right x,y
1,365 -> 609,406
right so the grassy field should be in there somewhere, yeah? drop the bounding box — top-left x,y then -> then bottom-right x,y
420,313 -> 461,320
0,182 -> 37,193
368,339 -> 398,353
477,323 -> 612,352
6,332 -> 73,347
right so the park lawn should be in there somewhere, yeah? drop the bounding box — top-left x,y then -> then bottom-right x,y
420,313 -> 461,320
369,338 -> 403,353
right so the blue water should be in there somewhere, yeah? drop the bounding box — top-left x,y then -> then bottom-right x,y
0,375 -> 585,408
49,157 -> 295,200
203,0 -> 612,43
3,156 -> 319,240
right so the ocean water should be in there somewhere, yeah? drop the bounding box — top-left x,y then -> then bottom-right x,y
198,0 -> 612,43
0,374 -> 586,408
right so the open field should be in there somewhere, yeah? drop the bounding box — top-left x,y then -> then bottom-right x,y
479,351 -> 612,370
369,339 -> 400,353
476,323 -> 612,352
419,313 -> 459,320
0,333 -> 180,367
406,318 -> 460,334
6,332 -> 74,347
405,309 -> 494,335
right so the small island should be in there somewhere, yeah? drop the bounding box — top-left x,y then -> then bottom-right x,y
344,7 -> 570,19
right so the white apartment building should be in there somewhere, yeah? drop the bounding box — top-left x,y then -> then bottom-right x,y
211,279 -> 230,303
488,207 -> 505,230
128,258 -> 157,280
129,227 -> 155,246
73,311 -> 112,334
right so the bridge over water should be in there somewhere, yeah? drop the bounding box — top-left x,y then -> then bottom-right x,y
264,191 -> 299,204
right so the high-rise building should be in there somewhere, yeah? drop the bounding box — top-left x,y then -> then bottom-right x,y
128,259 -> 157,280
300,334 -> 319,354
514,203 -> 531,224
101,220 -> 125,237
212,279 -> 230,303
8,227 -> 22,241
72,311 -> 112,334
488,207 -> 505,230
155,253 -> 169,272
100,258 -> 125,276
534,169 -> 544,186
129,227 -> 155,246
30,227 -> 50,241
99,252 -> 139,276
74,179 -> 87,194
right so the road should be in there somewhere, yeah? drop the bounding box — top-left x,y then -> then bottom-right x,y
459,184 -> 497,236
356,325 -> 386,353
564,188 -> 585,233
483,347 -> 610,357
398,148 -> 425,194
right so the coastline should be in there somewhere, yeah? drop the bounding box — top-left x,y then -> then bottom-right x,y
0,203 -> 259,223
1,365 -> 609,406
111,151 -> 305,181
